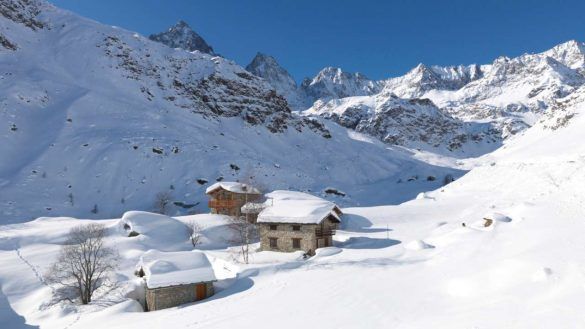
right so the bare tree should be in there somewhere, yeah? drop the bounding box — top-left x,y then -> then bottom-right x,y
154,191 -> 172,215
186,220 -> 203,247
227,217 -> 258,264
46,224 -> 118,305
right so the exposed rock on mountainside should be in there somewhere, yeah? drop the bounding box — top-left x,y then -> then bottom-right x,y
149,20 -> 216,55
0,0 -> 46,30
307,91 -> 500,156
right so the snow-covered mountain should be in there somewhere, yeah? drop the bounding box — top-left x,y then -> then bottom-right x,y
303,40 -> 585,151
245,53 -> 382,110
149,20 -> 216,55
300,66 -> 382,104
306,91 -> 501,156
245,52 -> 306,110
0,0 -> 459,223
387,41 -> 585,136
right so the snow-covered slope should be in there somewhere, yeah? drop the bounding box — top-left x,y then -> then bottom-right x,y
0,0 -> 461,223
485,84 -> 585,161
149,20 -> 216,55
306,91 -> 501,156
3,93 -> 585,327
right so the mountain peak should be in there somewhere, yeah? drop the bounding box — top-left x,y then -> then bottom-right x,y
174,20 -> 190,28
149,20 -> 215,55
245,52 -> 305,109
248,52 -> 280,68
544,40 -> 585,71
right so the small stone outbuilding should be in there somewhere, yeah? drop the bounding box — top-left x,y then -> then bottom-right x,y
256,190 -> 342,256
137,250 -> 217,311
206,182 -> 262,218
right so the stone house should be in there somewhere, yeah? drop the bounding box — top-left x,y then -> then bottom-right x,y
136,250 -> 216,311
206,182 -> 262,218
255,190 -> 342,255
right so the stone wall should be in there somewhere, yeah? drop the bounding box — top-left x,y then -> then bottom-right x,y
259,223 -> 317,254
259,217 -> 340,255
146,281 -> 214,311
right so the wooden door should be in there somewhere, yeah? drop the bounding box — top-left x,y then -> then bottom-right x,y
317,238 -> 324,248
196,283 -> 206,300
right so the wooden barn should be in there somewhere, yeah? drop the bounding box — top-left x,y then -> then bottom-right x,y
136,250 -> 216,311
256,190 -> 342,255
206,182 -> 262,218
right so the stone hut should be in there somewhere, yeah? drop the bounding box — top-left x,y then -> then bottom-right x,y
256,190 -> 342,256
206,182 -> 262,218
137,250 -> 216,311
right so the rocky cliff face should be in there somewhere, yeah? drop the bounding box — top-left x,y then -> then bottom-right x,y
149,20 -> 216,55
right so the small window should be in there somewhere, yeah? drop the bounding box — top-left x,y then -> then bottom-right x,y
269,224 -> 277,230
292,238 -> 301,249
269,237 -> 278,248
292,225 -> 301,231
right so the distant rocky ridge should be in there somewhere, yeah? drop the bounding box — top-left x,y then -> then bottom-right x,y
246,41 -> 585,152
149,22 -> 585,155
245,53 -> 382,111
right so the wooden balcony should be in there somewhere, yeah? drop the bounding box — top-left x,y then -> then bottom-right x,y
208,199 -> 238,209
315,227 -> 335,237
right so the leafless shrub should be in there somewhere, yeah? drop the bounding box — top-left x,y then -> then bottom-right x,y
227,217 -> 258,264
186,220 -> 203,246
46,224 -> 118,305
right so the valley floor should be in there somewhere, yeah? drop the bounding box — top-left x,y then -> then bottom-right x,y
1,157 -> 585,328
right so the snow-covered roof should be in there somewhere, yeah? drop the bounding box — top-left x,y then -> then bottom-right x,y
205,182 -> 262,195
241,202 -> 266,214
257,190 -> 342,224
138,250 -> 217,289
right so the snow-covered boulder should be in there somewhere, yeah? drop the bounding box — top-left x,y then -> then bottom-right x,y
118,211 -> 188,251
483,212 -> 512,223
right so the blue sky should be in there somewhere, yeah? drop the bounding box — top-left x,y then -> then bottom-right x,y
51,0 -> 585,81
